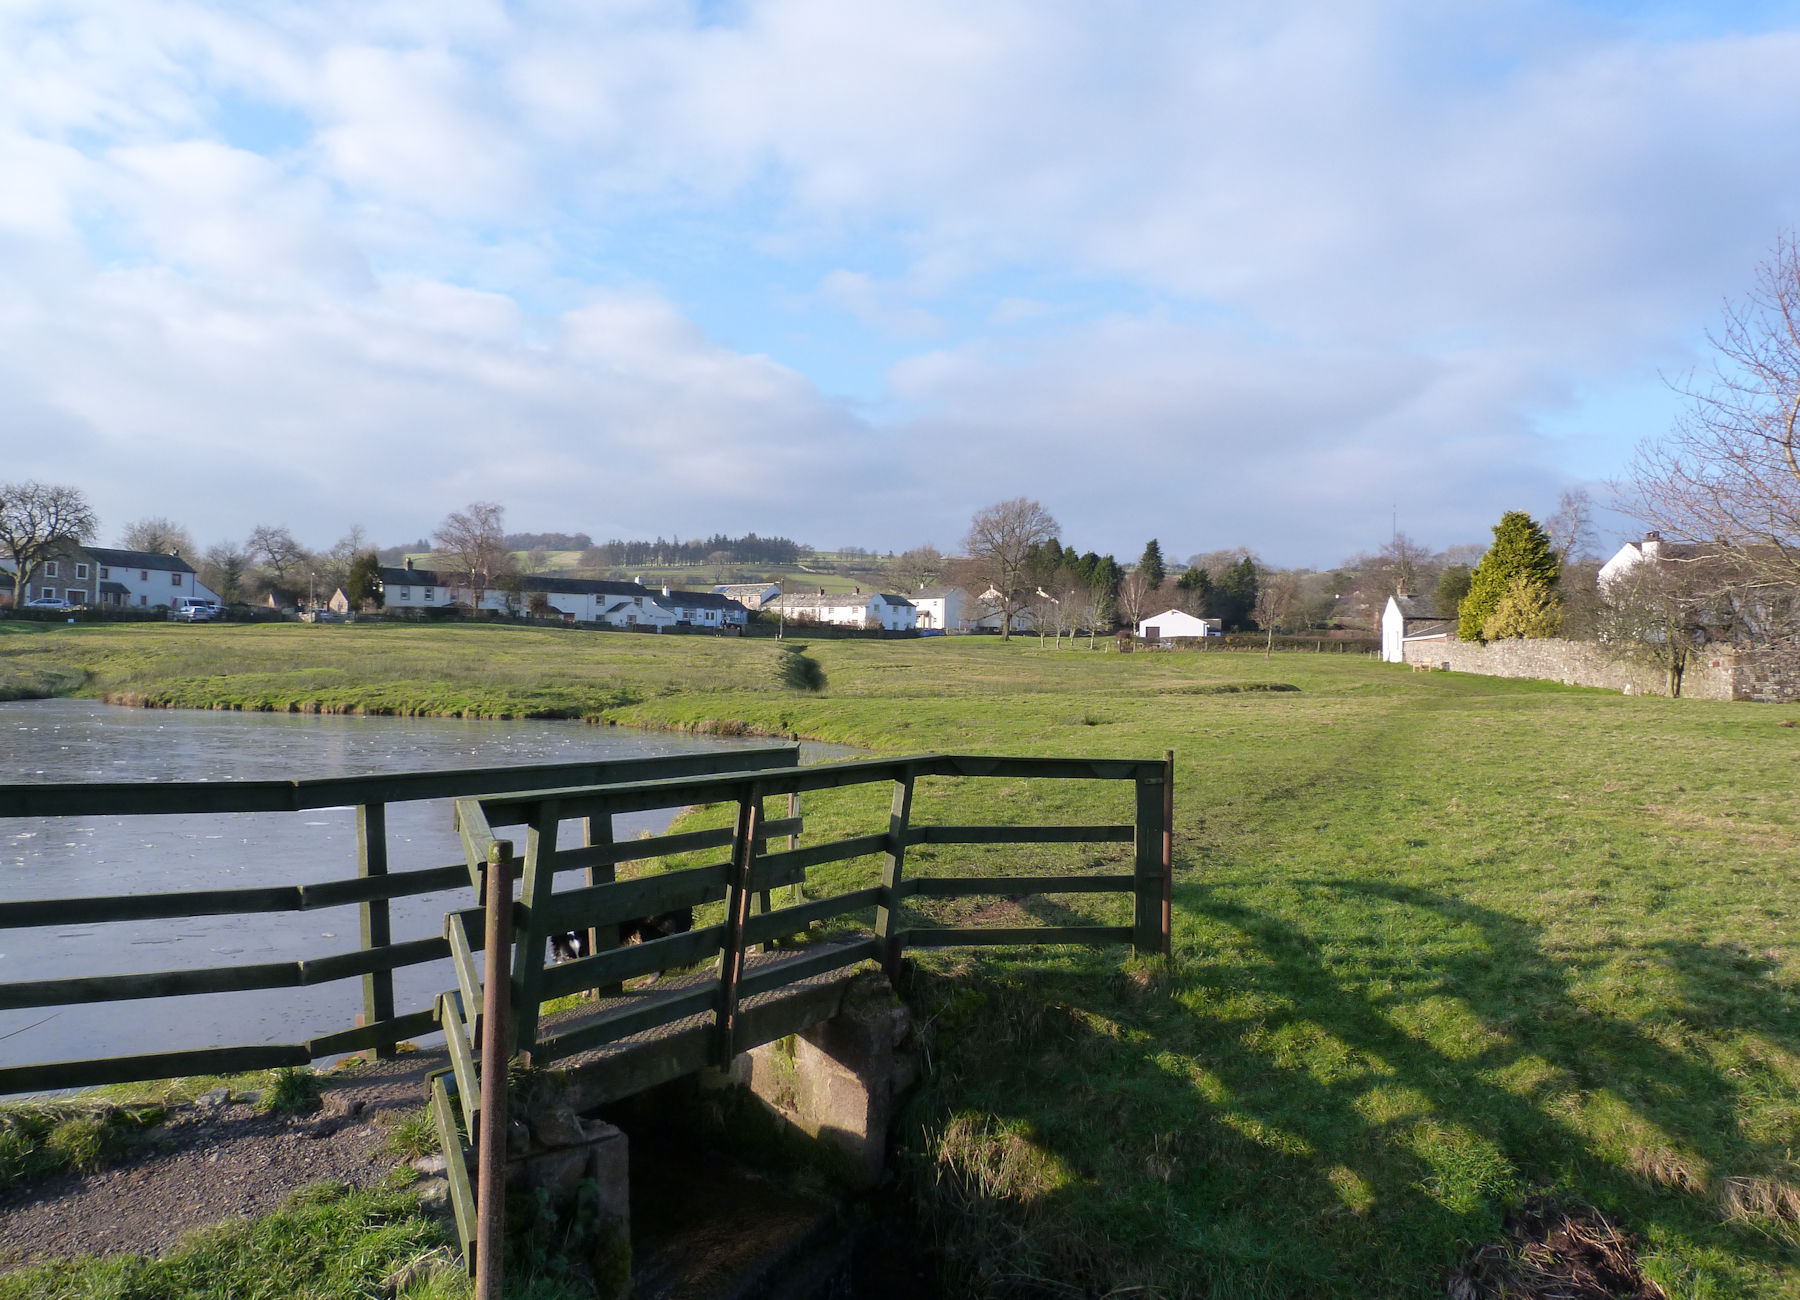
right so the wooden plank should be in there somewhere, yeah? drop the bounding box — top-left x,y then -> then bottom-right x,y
900,926 -> 1134,948
357,803 -> 395,1054
0,747 -> 802,819
300,936 -> 450,985
904,824 -> 1133,845
550,816 -> 802,873
0,861 -> 471,930
0,1043 -> 310,1096
940,755 -> 1158,781
533,864 -> 729,933
536,924 -> 724,1000
439,993 -> 480,1137
300,864 -> 471,909
734,938 -> 880,1000
748,833 -> 889,881
1161,749 -> 1174,959
447,910 -> 487,1041
716,798 -> 761,1064
454,799 -> 496,893
306,1008 -> 437,1058
535,984 -> 719,1063
0,960 -> 301,1009
741,887 -> 883,946
904,874 -> 1135,897
875,777 -> 914,980
582,811 -> 620,998
0,885 -> 301,929
512,811 -> 557,1056
429,1072 -> 478,1269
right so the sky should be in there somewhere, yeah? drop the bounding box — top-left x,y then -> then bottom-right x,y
3,1 -> 1799,568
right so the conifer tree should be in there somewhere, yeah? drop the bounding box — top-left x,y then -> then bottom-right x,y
1458,511 -> 1560,641
1138,539 -> 1166,588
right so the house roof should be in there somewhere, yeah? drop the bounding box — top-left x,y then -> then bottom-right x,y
1401,619 -> 1454,640
911,585 -> 968,599
86,547 -> 196,574
99,581 -> 129,596
1389,594 -> 1442,621
378,565 -> 443,587
519,576 -> 651,597
713,582 -> 781,597
653,589 -> 747,611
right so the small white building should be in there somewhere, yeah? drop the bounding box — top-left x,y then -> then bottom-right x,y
1381,594 -> 1451,663
1136,609 -> 1221,641
910,586 -> 975,631
770,588 -> 917,631
651,588 -> 751,628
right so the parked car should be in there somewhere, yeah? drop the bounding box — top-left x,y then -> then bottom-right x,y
22,597 -> 74,611
172,603 -> 218,622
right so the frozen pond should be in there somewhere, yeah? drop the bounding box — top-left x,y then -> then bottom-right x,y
0,699 -> 841,1079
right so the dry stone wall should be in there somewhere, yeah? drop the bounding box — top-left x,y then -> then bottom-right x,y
1400,636 -> 1740,699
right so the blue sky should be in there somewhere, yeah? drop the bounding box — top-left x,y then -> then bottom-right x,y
3,1 -> 1799,567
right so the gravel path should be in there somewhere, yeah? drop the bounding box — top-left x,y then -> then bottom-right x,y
0,1050 -> 450,1271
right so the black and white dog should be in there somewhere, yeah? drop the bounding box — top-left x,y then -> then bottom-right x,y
547,908 -> 695,964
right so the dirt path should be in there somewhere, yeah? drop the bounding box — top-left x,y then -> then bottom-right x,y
0,1050 -> 450,1271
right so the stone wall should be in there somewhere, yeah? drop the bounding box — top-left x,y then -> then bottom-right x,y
1400,636 -> 1738,699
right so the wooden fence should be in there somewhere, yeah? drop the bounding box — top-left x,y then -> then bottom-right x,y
0,747 -> 801,1096
431,750 -> 1174,1275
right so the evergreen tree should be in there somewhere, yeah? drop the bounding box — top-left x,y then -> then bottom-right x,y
1458,511 -> 1560,641
346,552 -> 384,609
1138,539 -> 1166,588
1216,557 -> 1260,630
1175,565 -> 1212,615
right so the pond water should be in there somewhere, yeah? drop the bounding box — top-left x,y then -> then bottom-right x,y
0,699 -> 844,1079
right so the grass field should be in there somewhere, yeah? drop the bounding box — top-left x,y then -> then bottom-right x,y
4,622 -> 1800,1296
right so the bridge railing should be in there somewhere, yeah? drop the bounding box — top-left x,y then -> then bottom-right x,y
0,747 -> 801,1096
442,751 -> 1173,1075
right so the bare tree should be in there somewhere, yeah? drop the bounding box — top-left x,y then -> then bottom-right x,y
1624,231 -> 1800,621
1599,555 -> 1743,697
314,526 -> 370,598
119,516 -> 195,557
246,524 -> 310,585
1544,488 -> 1596,563
1252,570 -> 1300,658
435,502 -> 511,609
0,481 -> 98,607
961,499 -> 1059,641
1116,569 -> 1154,633
888,544 -> 944,592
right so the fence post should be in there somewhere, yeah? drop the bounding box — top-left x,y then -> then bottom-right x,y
476,838 -> 514,1300
1133,766 -> 1162,954
583,813 -> 621,996
717,794 -> 762,1065
1161,750 -> 1174,959
510,800 -> 560,1060
875,774 -> 915,982
356,803 -> 395,1056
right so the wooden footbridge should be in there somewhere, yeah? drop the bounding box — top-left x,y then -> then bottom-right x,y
0,746 -> 1175,1287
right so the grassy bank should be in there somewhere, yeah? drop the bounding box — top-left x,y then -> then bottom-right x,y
5,623 -> 1800,1295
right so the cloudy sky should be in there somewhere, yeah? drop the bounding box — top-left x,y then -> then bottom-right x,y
4,1 -> 1799,566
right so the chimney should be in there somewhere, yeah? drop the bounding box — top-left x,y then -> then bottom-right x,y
1642,532 -> 1662,559
404,557 -> 414,572
854,586 -> 860,595
818,587 -> 825,596
662,585 -> 670,598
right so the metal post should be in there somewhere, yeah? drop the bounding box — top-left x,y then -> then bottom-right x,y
1161,750 -> 1174,959
476,838 -> 514,1300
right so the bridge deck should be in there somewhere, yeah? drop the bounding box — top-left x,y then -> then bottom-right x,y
533,938 -> 879,1112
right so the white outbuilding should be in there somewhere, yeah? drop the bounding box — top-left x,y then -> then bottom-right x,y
1136,609 -> 1221,641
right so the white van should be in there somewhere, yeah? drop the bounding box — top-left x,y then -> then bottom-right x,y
170,596 -> 221,621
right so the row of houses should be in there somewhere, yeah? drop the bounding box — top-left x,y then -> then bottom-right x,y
367,560 -> 754,629
6,544 -> 217,610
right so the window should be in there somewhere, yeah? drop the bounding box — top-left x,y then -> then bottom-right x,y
75,563 -> 89,580
140,570 -> 148,581
171,572 -> 181,586
399,587 -> 410,600
99,567 -> 110,580
423,587 -> 434,600
139,595 -> 148,607
43,561 -> 57,578
40,587 -> 56,599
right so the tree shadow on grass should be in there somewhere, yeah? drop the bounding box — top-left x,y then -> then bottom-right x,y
901,878 -> 1800,1296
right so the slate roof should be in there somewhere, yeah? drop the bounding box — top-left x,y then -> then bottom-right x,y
378,565 -> 443,587
86,547 -> 196,574
519,576 -> 651,597
1390,594 -> 1442,621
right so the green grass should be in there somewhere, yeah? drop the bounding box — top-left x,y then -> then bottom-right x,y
6,627 -> 1800,1293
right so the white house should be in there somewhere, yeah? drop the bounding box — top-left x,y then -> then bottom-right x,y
1136,609 -> 1222,641
84,547 -> 218,610
377,560 -> 455,611
769,588 -> 917,631
650,588 -> 751,628
1380,594 -> 1452,663
910,586 -> 974,631
1596,532 -> 1727,590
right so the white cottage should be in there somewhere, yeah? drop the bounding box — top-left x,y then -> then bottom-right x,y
769,588 -> 917,631
377,559 -> 455,611
86,547 -> 218,610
